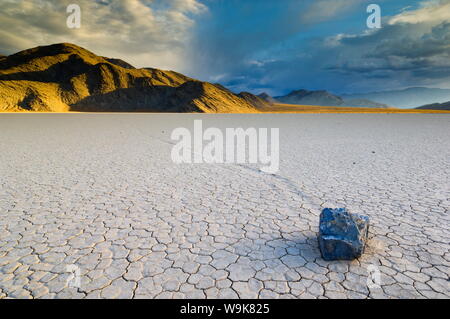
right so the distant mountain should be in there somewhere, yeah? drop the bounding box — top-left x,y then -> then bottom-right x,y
0,43 -> 266,112
257,92 -> 277,104
272,90 -> 389,108
275,89 -> 343,106
417,101 -> 450,111
342,87 -> 450,108
343,99 -> 389,109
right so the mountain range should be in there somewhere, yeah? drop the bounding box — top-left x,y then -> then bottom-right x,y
0,43 -> 267,112
341,87 -> 450,109
0,43 -> 449,112
259,90 -> 390,108
417,101 -> 450,111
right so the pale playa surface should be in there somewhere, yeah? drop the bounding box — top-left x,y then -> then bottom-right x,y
0,114 -> 449,299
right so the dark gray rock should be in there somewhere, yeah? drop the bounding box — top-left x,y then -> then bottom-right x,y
318,208 -> 369,261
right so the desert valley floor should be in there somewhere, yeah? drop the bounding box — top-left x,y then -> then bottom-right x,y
0,114 -> 449,299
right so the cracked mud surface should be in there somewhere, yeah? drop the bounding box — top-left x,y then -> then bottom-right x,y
0,114 -> 449,299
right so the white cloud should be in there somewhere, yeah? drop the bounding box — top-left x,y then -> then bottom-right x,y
328,0 -> 450,57
0,0 -> 207,71
389,0 -> 450,25
320,0 -> 450,90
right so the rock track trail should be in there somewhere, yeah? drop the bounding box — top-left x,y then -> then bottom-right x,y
0,114 -> 448,299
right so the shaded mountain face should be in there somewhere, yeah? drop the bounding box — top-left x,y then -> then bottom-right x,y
342,87 -> 450,108
257,92 -> 277,104
0,43 -> 264,112
103,57 -> 135,70
272,90 -> 389,108
417,101 -> 450,111
239,92 -> 272,109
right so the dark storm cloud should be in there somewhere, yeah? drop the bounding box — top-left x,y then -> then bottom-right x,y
187,0 -> 450,95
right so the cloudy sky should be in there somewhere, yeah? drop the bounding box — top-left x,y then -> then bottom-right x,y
0,0 -> 449,95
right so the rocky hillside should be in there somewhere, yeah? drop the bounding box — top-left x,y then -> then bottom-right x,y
238,92 -> 272,109
0,43 -> 264,112
103,57 -> 135,70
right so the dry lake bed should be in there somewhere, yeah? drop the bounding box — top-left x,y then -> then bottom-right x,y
0,114 -> 449,299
